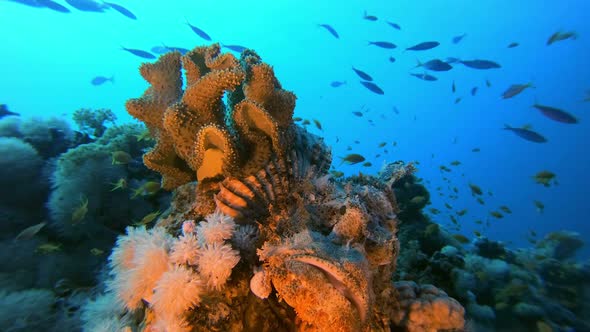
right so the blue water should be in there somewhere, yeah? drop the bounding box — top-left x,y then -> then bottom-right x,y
1,0 -> 589,260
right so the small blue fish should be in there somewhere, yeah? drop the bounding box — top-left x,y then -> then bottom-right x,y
452,34 -> 467,44
532,104 -> 578,124
363,11 -> 377,21
406,41 -> 440,51
352,67 -> 373,81
221,44 -> 248,53
318,24 -> 339,39
151,46 -> 170,54
330,81 -> 346,87
121,46 -> 156,59
471,87 -> 478,96
388,56 -> 396,63
360,81 -> 384,95
163,45 -> 190,55
65,0 -> 107,12
460,59 -> 501,70
416,59 -> 452,71
503,124 -> 547,143
368,41 -> 396,49
0,104 -> 19,118
386,21 -> 401,30
411,73 -> 438,81
185,18 -> 211,41
37,0 -> 70,13
103,2 -> 136,20
91,76 -> 114,86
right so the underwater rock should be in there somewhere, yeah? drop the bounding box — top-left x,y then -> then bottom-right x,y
85,44 -> 464,332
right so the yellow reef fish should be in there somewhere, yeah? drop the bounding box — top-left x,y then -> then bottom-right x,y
330,170 -> 344,178
131,181 -> 161,198
456,209 -> 467,216
90,248 -> 104,256
410,196 -> 426,204
499,205 -> 512,214
339,153 -> 365,165
71,196 -> 89,224
532,171 -> 556,187
378,142 -> 387,148
134,129 -> 152,142
36,242 -> 62,254
473,231 -> 481,237
450,160 -> 461,166
133,210 -> 161,226
490,211 -> 503,219
468,183 -> 483,196
452,234 -> 469,244
112,151 -> 133,165
444,203 -> 453,209
428,208 -> 440,215
302,119 -> 310,125
293,117 -> 302,122
15,221 -> 46,241
110,178 -> 128,192
312,119 -> 323,130
362,162 -> 372,167
533,200 -> 545,214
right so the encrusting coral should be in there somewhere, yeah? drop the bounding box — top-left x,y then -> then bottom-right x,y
86,44 -> 466,332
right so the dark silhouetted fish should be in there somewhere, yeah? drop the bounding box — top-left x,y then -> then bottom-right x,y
406,41 -> 440,51
386,21 -> 401,30
368,41 -> 396,49
507,42 -> 519,48
91,76 -> 113,85
352,111 -> 363,117
452,80 -> 456,93
501,82 -> 533,99
547,31 -> 577,45
459,59 -> 501,69
0,104 -> 19,118
330,81 -> 346,87
533,103 -> 578,124
37,0 -> 70,12
363,11 -> 377,21
121,46 -> 156,59
221,44 -> 248,53
360,81 -> 384,95
7,0 -> 44,8
318,24 -> 339,39
416,59 -> 452,71
503,124 -> 547,143
104,2 -> 136,20
388,56 -> 396,63
65,0 -> 107,12
411,73 -> 438,81
185,18 -> 211,41
352,67 -> 373,81
471,87 -> 478,96
485,79 -> 491,87
452,34 -> 467,44
392,106 -> 399,114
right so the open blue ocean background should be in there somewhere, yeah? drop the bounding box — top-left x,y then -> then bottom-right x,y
2,0 -> 589,260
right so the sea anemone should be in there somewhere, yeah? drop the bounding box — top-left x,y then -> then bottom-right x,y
152,266 -> 204,325
196,243 -> 240,290
170,234 -> 200,266
107,227 -> 173,309
196,211 -> 236,246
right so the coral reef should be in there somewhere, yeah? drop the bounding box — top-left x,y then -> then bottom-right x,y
72,108 -> 117,138
84,44 -> 465,331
